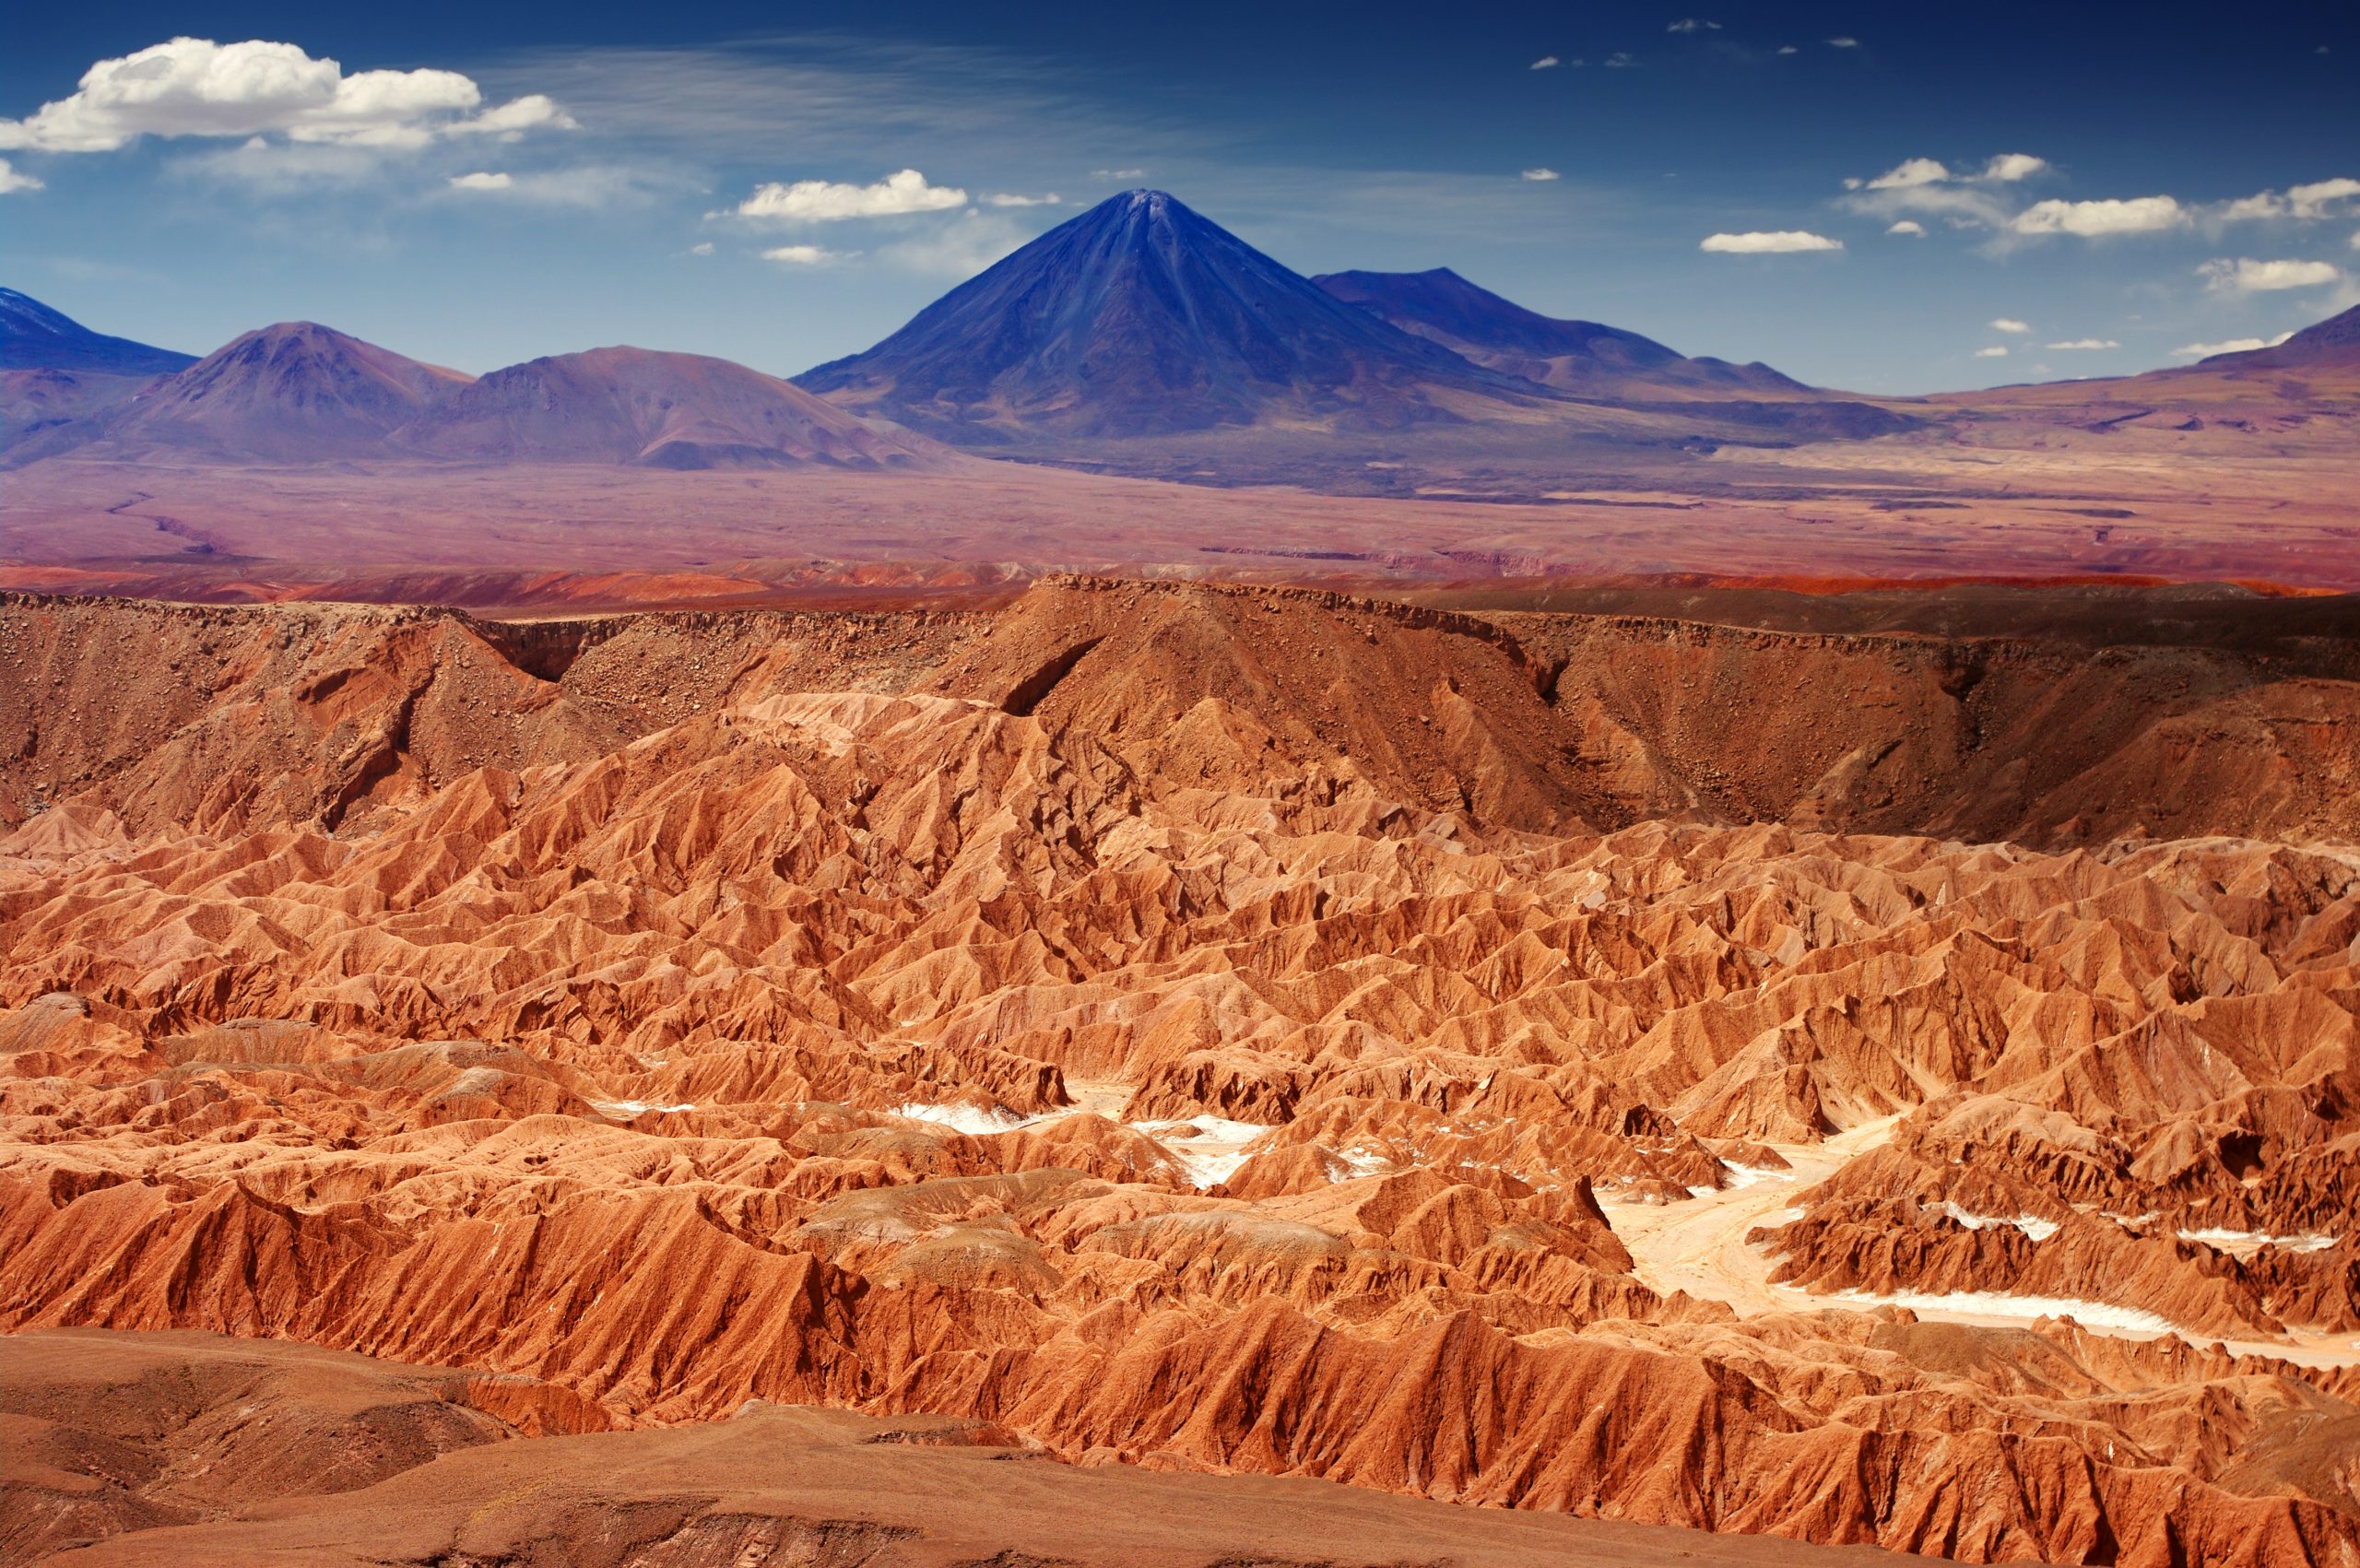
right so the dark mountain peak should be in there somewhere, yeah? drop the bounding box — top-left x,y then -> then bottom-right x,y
1314,267 -> 1812,396
796,191 -> 1534,442
0,287 -> 197,377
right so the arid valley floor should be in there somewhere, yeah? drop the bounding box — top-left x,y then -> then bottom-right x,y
4,576 -> 2357,1566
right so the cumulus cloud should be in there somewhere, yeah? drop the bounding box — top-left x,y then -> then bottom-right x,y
762,243 -> 853,266
1521,167 -> 1561,182
2045,338 -> 2119,349
1530,55 -> 1561,69
1980,153 -> 2049,183
1990,318 -> 2032,334
1700,230 -> 1842,253
736,168 -> 966,221
1868,158 -> 1952,190
0,158 -> 42,194
2291,177 -> 2360,217
2011,195 -> 2187,236
2216,179 -> 2359,224
2174,331 -> 2295,357
447,171 -> 511,190
1974,346 -> 2010,358
1886,219 -> 1925,236
0,37 -> 572,155
2199,256 -> 2341,292
984,192 -> 1060,207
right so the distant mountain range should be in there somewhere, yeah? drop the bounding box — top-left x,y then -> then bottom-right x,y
1,304 -> 953,473
6,189 -> 2354,485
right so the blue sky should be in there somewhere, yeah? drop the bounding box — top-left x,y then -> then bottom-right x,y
3,1 -> 2354,393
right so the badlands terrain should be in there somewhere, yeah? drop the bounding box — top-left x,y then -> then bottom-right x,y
3,577 -> 2358,1565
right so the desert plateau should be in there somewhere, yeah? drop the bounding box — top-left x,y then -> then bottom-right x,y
5,8 -> 2360,1566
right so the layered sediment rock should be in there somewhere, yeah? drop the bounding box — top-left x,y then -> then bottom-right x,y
2,582 -> 2355,1564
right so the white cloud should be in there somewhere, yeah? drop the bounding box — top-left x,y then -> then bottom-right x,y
762,243 -> 853,266
443,95 -> 572,141
877,209 -> 1028,278
1700,230 -> 1842,253
1973,346 -> 2010,359
2288,177 -> 2360,218
1668,18 -> 1721,33
2217,179 -> 2359,224
1092,168 -> 1145,180
0,38 -> 572,155
1868,158 -> 1952,190
1776,45 -> 1799,54
2044,338 -> 2119,350
1826,36 -> 1860,47
689,241 -> 714,256
1604,53 -> 1636,67
1980,153 -> 2049,183
984,192 -> 1060,207
2011,195 -> 2187,236
1989,318 -> 2032,334
1530,55 -> 1561,69
736,167 -> 966,222
0,157 -> 41,194
1886,219 -> 1925,236
2174,331 -> 2295,357
429,163 -> 668,208
1521,167 -> 1561,182
2353,230 -> 2360,251
2199,256 -> 2341,292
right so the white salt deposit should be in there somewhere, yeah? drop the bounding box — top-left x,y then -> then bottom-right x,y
1938,1203 -> 2059,1243
1720,1161 -> 1791,1188
892,1102 -> 1045,1135
1826,1286 -> 2178,1335
594,1099 -> 697,1117
2176,1227 -> 2338,1254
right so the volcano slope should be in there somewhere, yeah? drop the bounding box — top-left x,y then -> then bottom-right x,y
2,580 -> 2358,1566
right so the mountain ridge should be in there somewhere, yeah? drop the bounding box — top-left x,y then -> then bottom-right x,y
1314,266 -> 1813,397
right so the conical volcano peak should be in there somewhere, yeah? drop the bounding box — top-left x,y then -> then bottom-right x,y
796,190 -> 1532,441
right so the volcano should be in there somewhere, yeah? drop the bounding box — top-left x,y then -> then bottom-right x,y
99,322 -> 471,462
1314,267 -> 1811,397
0,288 -> 197,377
796,190 -> 1541,442
395,346 -> 956,470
